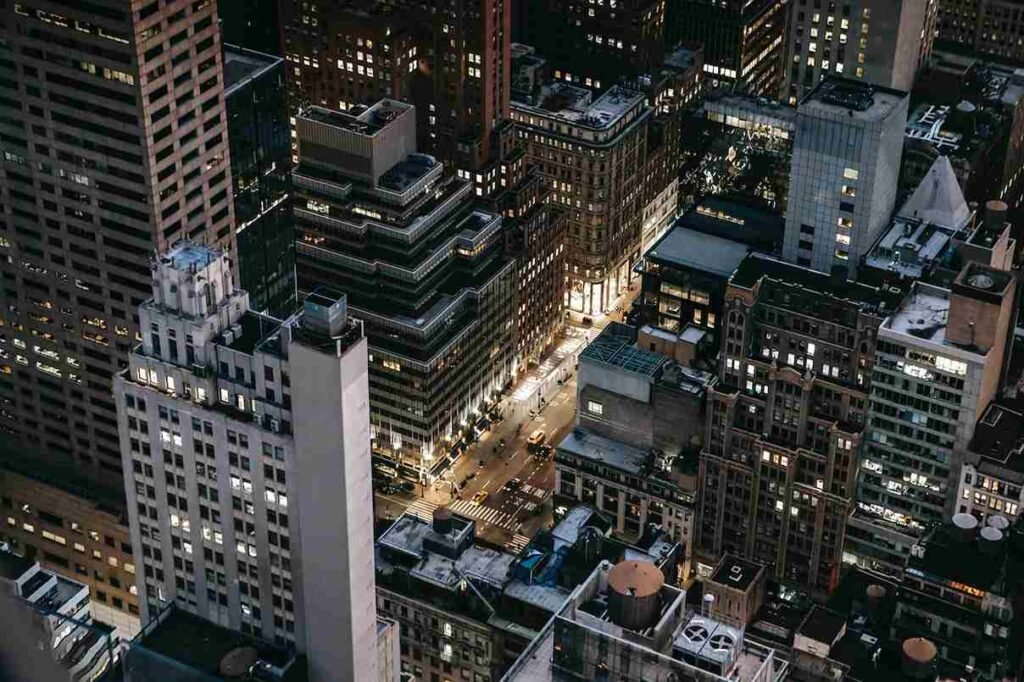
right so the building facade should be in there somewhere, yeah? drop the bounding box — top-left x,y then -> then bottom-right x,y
665,0 -> 789,97
0,468 -> 138,639
0,0 -> 236,492
291,101 -> 514,473
511,84 -> 655,316
114,242 -> 386,681
846,264 -> 1016,577
785,0 -> 937,102
957,403 -> 1024,524
938,0 -> 1024,64
696,254 -> 894,594
224,45 -> 296,318
782,78 -> 909,276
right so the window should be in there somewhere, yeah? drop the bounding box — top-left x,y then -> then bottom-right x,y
586,401 -> 603,416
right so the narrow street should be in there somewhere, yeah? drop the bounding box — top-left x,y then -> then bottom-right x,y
374,371 -> 578,552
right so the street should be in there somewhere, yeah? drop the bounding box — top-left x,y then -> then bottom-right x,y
374,372 -> 578,552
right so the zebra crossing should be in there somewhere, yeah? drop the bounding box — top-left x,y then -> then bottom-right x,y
505,533 -> 532,554
520,483 -> 548,498
447,499 -> 520,531
404,498 -> 439,521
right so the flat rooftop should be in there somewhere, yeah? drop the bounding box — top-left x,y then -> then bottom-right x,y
521,83 -> 645,128
885,284 -> 950,344
864,217 -> 958,280
802,77 -> 907,121
580,323 -> 668,379
556,428 -> 650,475
731,253 -> 894,313
378,514 -> 515,590
0,551 -> 33,581
378,153 -> 438,192
970,403 -> 1024,480
164,242 -> 219,272
223,44 -> 281,94
709,555 -> 763,592
677,197 -> 786,252
301,99 -> 411,136
136,607 -> 302,681
646,224 -> 751,278
797,606 -> 846,647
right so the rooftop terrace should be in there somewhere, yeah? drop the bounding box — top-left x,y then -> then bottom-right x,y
580,323 -> 668,379
522,83 -> 645,128
802,77 -> 907,121
302,99 -> 411,136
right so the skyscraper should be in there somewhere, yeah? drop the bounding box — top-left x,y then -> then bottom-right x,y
785,0 -> 938,102
0,0 -> 236,492
938,0 -> 1024,64
291,101 -> 514,474
782,78 -> 909,276
665,0 -> 789,97
223,45 -> 296,318
115,243 -> 386,679
696,253 -> 895,593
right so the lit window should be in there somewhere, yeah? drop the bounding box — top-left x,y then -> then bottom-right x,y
586,401 -> 603,416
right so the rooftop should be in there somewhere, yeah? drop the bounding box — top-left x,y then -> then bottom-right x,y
905,519 -> 1010,593
301,99 -> 411,136
797,606 -> 847,647
162,242 -> 219,273
969,403 -> 1024,481
222,44 -> 281,94
709,555 -> 764,593
645,224 -> 751,278
885,284 -> 950,344
579,323 -> 668,379
896,155 -> 971,229
802,77 -> 907,121
676,197 -> 785,252
134,606 -> 302,682
731,253 -> 894,313
556,427 -> 650,475
863,216 -> 959,280
520,83 -> 645,128
378,513 -> 515,590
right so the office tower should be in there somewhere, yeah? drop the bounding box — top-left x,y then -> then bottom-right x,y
665,0 -> 789,97
0,468 -> 139,638
291,101 -> 514,474
511,83 -> 656,316
0,551 -> 119,681
281,0 -> 510,174
846,263 -> 1016,577
938,0 -> 1024,64
696,253 -> 895,593
223,46 -> 296,317
514,0 -> 666,85
782,78 -> 909,276
114,243 -> 387,681
0,0 -> 235,492
218,0 -> 282,55
785,0 -> 938,102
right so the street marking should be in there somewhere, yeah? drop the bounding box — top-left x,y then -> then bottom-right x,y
506,534 -> 531,554
405,499 -> 438,521
524,502 -> 537,512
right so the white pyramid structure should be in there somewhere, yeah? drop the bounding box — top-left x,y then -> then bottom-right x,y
897,155 -> 971,229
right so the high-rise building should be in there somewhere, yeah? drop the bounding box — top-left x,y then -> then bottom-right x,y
665,0 -> 789,97
114,243 -> 387,680
696,253 -> 896,593
291,101 -> 514,474
0,0 -> 236,492
514,0 -> 666,86
785,0 -> 938,102
938,0 -> 1024,64
281,0 -> 511,174
782,78 -> 909,276
846,263 -> 1017,577
223,45 -> 296,318
511,83 -> 662,316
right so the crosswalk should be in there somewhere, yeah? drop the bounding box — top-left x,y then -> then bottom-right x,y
404,498 -> 438,521
505,533 -> 532,554
520,483 -> 548,498
448,499 -> 520,531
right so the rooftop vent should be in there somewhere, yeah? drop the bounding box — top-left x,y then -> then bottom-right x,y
219,647 -> 259,679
